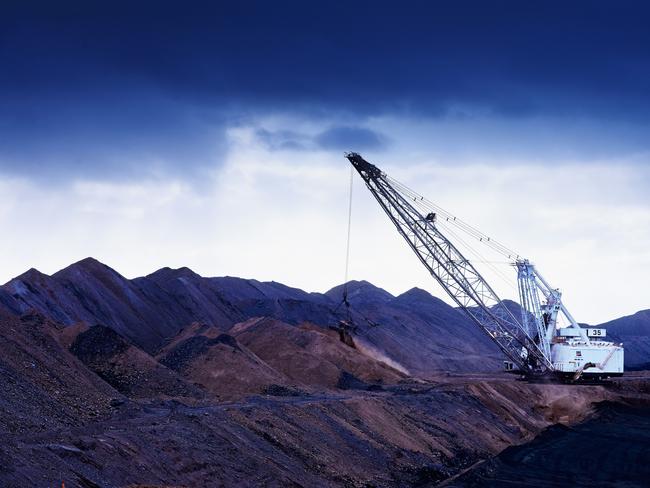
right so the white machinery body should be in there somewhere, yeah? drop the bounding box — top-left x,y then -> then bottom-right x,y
551,338 -> 624,377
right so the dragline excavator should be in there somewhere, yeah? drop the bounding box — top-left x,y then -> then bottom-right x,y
345,152 -> 623,381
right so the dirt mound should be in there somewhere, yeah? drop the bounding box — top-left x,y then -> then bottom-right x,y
157,326 -> 290,400
453,402 -> 650,487
1,376 -> 635,488
337,370 -> 380,390
343,287 -> 504,377
0,305 -> 644,487
0,310 -> 116,435
5,258 -> 649,380
55,321 -> 90,349
71,325 -> 130,361
160,334 -> 241,370
157,322 -> 223,356
71,325 -> 204,400
231,317 -> 406,388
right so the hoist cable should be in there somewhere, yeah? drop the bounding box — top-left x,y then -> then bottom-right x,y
333,166 -> 381,332
342,164 -> 354,308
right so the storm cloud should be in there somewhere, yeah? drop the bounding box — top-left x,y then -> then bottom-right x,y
2,1 -> 650,180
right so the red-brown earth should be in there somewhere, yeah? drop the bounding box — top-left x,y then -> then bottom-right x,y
1,259 -> 649,487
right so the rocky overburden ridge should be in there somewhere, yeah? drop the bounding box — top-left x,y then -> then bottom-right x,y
2,258 -> 648,373
1,258 -> 503,375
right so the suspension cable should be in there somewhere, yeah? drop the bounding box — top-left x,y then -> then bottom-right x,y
386,175 -> 522,260
383,173 -> 519,295
437,220 -> 516,290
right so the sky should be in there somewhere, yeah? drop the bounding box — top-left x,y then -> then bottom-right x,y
1,1 -> 649,323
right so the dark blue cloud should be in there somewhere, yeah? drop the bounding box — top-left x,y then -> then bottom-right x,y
256,126 -> 385,152
0,89 -> 227,180
4,0 -> 647,117
255,129 -> 311,151
316,127 -> 385,151
1,0 -> 650,179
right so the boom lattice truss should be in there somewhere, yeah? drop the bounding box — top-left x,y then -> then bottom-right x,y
346,153 -> 553,373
